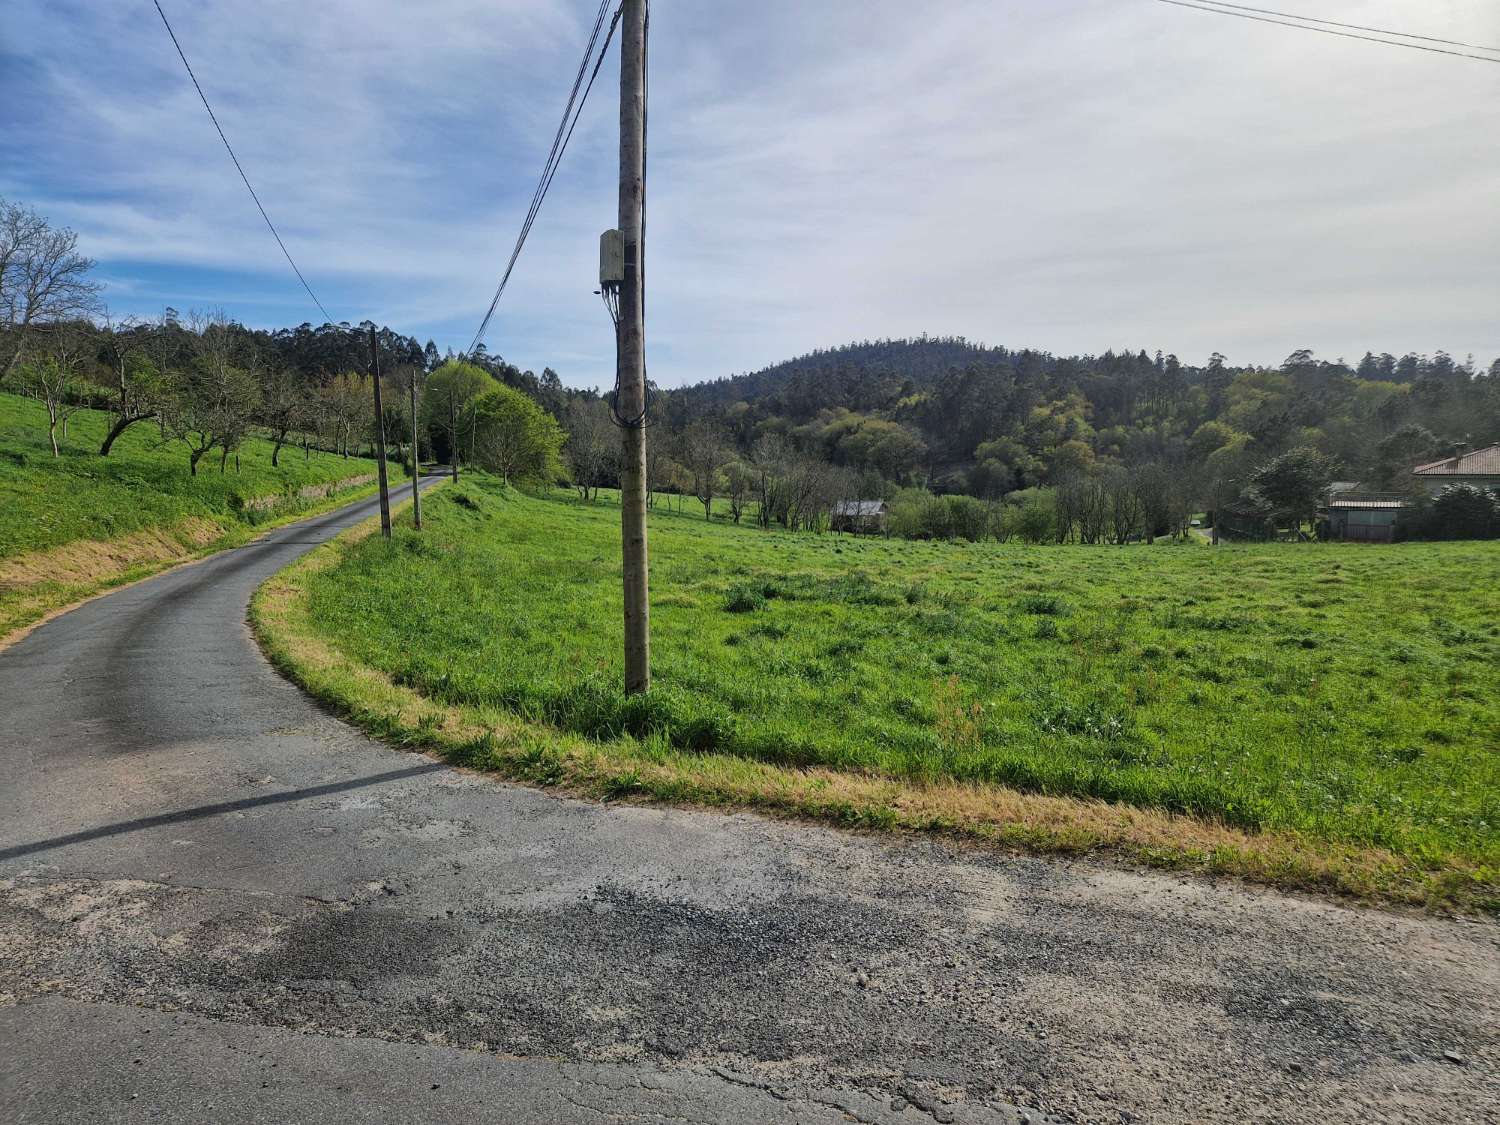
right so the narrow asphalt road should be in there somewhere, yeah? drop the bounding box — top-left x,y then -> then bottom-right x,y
1,486 -> 1496,1124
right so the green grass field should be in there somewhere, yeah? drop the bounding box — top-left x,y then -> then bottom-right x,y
271,477 -> 1499,906
0,390 -> 383,558
0,390 -> 390,638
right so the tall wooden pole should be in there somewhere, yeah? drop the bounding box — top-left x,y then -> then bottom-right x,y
409,367 -> 422,530
448,396 -> 459,483
368,326 -> 392,539
618,0 -> 649,695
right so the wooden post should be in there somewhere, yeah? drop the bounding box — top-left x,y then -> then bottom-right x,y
368,326 -> 392,539
409,366 -> 422,529
618,0 -> 649,695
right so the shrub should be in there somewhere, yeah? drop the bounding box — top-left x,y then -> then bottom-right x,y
888,487 -> 948,539
943,494 -> 990,541
1009,499 -> 1056,544
1018,593 -> 1067,616
723,583 -> 767,613
1401,485 -> 1499,541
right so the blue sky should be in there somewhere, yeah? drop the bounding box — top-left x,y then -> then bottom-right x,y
3,0 -> 1498,388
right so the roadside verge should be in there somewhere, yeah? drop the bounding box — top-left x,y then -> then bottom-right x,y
0,474 -> 385,649
250,503 -> 1495,916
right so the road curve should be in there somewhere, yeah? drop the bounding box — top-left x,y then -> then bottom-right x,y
1,485 -> 1496,1125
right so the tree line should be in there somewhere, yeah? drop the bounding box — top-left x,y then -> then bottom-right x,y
6,195 -> 1497,542
630,336 -> 1498,542
1,197 -> 567,485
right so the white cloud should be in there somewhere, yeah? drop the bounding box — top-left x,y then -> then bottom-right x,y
2,0 -> 1496,384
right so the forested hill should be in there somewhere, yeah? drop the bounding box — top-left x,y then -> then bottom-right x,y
661,336 -> 1499,498
680,337 -> 1023,409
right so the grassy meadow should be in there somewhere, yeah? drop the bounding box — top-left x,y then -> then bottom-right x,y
0,391 -> 385,637
261,477 -> 1500,908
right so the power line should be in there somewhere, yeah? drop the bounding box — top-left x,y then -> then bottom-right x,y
1195,1 -> 1500,54
1156,0 -> 1500,64
468,1 -> 620,354
152,0 -> 336,325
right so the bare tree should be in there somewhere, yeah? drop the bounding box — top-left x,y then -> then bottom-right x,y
1073,475 -> 1111,544
1131,462 -> 1176,544
564,398 -> 616,500
1107,467 -> 1144,544
752,435 -> 790,529
724,460 -> 754,524
1054,474 -> 1083,543
95,313 -> 169,456
320,372 -> 370,459
677,419 -> 731,519
1,197 -> 102,378
257,365 -> 306,467
163,312 -> 261,475
10,323 -> 94,456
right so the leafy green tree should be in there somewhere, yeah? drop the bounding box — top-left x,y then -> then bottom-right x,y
1374,424 -> 1439,489
1246,446 -> 1336,531
835,418 -> 926,482
471,383 -> 565,484
1187,420 -> 1238,464
420,361 -> 499,480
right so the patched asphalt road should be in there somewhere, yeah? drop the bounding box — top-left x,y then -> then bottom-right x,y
1,486 -> 1496,1124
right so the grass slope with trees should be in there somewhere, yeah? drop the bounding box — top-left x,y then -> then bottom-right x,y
256,479 -> 1499,911
0,391 -> 386,637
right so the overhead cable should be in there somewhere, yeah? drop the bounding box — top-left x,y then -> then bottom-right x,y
152,0 -> 336,324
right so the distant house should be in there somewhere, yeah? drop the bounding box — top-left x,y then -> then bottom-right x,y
831,499 -> 888,534
1411,444 -> 1500,496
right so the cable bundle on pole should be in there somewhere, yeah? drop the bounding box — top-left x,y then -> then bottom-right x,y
468,1 -> 624,355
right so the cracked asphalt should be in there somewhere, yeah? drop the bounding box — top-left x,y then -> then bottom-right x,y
1,485 -> 1497,1124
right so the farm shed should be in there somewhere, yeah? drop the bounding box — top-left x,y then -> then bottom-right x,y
1324,494 -> 1405,542
832,500 -> 889,534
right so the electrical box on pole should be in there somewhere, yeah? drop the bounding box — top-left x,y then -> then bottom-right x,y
600,229 -> 624,289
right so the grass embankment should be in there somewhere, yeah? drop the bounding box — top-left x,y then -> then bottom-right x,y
0,391 -> 389,639
253,478 -> 1500,911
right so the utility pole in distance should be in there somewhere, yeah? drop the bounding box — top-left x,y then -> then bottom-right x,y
368,326 -> 392,539
408,365 -> 422,530
617,0 -> 649,695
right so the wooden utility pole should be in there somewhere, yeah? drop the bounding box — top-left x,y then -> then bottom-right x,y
409,367 -> 422,530
448,395 -> 460,482
368,326 -> 392,539
617,0 -> 649,695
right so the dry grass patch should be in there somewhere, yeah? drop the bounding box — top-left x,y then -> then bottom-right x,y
1,480 -> 386,647
0,517 -> 225,592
